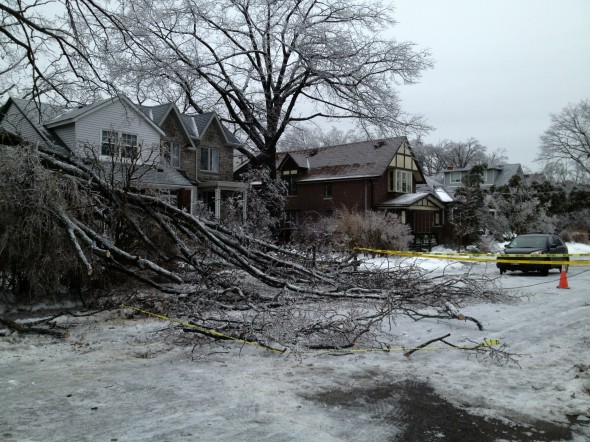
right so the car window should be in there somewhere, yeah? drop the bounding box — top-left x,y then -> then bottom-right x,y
509,236 -> 547,248
553,236 -> 564,246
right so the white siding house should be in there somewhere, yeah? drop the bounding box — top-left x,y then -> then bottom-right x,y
45,96 -> 164,164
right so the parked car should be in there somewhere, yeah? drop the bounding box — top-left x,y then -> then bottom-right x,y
497,233 -> 569,276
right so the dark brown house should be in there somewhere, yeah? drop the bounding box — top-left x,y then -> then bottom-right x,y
277,137 -> 448,246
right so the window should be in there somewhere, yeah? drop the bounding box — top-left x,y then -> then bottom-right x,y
282,170 -> 297,196
101,130 -> 137,158
450,171 -> 463,184
388,169 -> 412,193
396,170 -> 412,193
324,183 -> 332,198
200,147 -> 219,172
164,142 -> 181,168
101,130 -> 117,156
479,170 -> 488,183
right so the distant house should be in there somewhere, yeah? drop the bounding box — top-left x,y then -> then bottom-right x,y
276,137 -> 448,246
0,95 -> 245,217
437,163 -> 525,197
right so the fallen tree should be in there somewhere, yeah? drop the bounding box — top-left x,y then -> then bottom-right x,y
0,142 -> 511,359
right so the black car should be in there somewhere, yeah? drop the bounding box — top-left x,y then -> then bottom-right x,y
497,233 -> 569,276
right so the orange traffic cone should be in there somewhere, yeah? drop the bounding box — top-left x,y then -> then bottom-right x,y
557,266 -> 569,289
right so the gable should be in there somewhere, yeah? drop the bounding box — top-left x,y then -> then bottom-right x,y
70,99 -> 163,160
0,102 -> 48,147
278,154 -> 301,172
387,141 -> 425,184
389,142 -> 418,170
46,96 -> 165,137
160,110 -> 194,149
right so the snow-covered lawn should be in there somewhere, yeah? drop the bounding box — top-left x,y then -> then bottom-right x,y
1,244 -> 589,441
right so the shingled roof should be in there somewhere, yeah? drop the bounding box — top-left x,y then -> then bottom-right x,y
279,137 -> 424,182
0,97 -> 70,155
137,103 -> 242,146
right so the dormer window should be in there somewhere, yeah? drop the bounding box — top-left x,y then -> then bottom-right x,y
450,171 -> 463,184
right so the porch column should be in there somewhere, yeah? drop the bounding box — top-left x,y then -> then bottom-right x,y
242,189 -> 248,222
190,187 -> 197,215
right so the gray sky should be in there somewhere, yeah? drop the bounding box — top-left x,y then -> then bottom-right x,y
390,0 -> 590,171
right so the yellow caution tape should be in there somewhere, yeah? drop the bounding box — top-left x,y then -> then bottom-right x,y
354,247 -> 590,266
122,304 -> 500,354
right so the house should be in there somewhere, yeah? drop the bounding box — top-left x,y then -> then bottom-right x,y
276,137 -> 448,246
136,101 -> 246,218
437,163 -> 525,197
0,95 -> 245,217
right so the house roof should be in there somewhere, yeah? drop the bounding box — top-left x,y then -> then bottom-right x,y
138,103 -> 197,149
0,97 -> 70,155
88,162 -> 195,189
279,137 -> 422,183
179,112 -> 242,145
133,165 -> 195,189
492,163 -> 523,187
376,191 -> 445,209
140,103 -> 172,126
137,106 -> 241,146
46,95 -> 166,136
433,187 -> 453,203
380,192 -> 431,206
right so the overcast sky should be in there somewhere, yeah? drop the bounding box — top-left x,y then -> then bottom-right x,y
389,0 -> 590,171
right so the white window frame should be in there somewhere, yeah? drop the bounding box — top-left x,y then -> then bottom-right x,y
101,129 -> 138,160
395,170 -> 412,193
200,146 -> 219,172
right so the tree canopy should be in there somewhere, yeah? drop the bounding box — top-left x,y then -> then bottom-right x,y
1,0 -> 434,178
411,137 -> 507,176
537,99 -> 590,183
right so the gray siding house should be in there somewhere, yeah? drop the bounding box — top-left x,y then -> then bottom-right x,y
438,163 -> 525,197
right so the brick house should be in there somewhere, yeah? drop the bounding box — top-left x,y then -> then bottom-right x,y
277,137 -> 448,246
0,95 -> 245,218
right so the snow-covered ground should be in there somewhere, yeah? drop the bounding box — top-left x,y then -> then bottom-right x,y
1,244 -> 589,441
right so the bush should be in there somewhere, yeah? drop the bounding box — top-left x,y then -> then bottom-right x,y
327,208 -> 413,251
